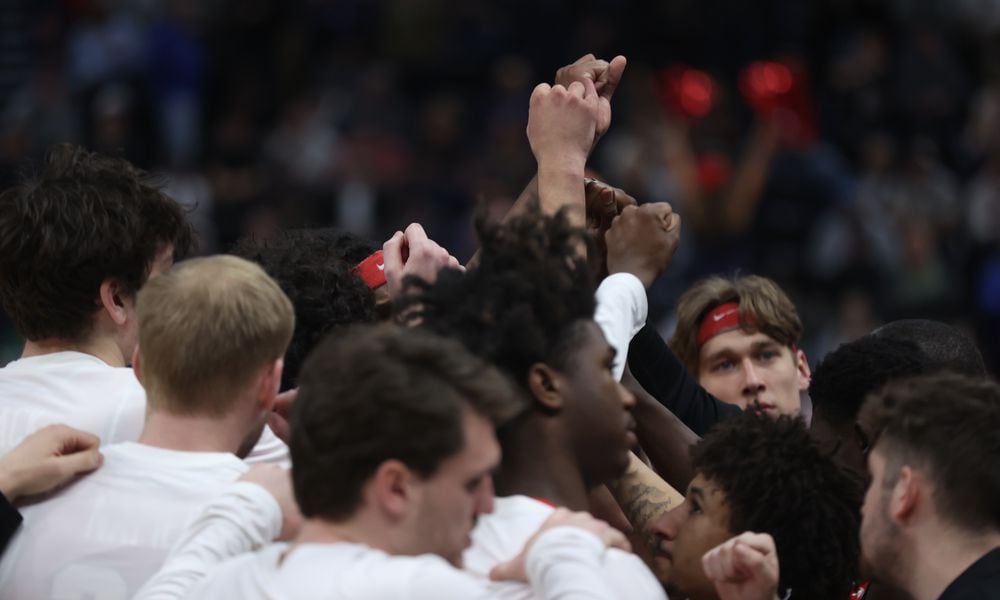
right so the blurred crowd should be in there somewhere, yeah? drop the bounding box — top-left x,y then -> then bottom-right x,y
1,0 -> 999,372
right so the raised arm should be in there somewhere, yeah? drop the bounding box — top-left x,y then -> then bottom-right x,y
623,368 -> 699,491
526,77 -> 599,232
595,200 -> 681,380
627,323 -> 742,436
606,452 -> 684,561
501,54 -> 627,224
382,222 -> 464,302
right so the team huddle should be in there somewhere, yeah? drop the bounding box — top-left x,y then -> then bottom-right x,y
0,54 -> 996,600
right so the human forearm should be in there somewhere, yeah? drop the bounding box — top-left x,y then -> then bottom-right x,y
133,481 -> 282,600
502,175 -> 540,222
606,453 -> 683,555
627,324 -> 742,436
626,373 -> 699,491
537,159 -> 587,227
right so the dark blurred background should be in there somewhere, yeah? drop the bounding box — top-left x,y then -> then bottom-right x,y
1,0 -> 998,372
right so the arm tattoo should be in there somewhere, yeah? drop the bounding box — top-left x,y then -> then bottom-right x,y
608,461 -> 677,550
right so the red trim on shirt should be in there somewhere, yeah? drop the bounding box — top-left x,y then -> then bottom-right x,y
850,581 -> 869,600
531,497 -> 558,508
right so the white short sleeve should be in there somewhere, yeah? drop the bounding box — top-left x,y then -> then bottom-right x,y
594,273 -> 648,381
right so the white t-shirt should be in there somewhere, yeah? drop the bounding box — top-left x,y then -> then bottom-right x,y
187,527 -> 627,600
0,352 -> 146,455
135,481 -> 283,600
0,442 -> 248,600
465,495 -> 667,600
594,273 -> 648,381
0,351 -> 290,465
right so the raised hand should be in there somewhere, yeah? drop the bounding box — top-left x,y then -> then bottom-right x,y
585,179 -> 639,277
527,78 -> 600,174
555,54 -> 628,146
382,223 -> 463,300
605,202 -> 681,288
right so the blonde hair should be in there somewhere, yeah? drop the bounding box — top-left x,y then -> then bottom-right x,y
669,275 -> 802,374
137,255 -> 295,415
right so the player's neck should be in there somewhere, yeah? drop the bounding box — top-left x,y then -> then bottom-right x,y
21,336 -> 126,367
493,418 -> 590,510
138,408 -> 251,456
289,514 -> 398,559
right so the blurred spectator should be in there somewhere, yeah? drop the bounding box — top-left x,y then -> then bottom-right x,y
0,0 -> 997,374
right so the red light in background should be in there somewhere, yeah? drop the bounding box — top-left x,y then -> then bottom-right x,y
697,153 -> 732,192
679,69 -> 715,119
657,65 -> 716,120
740,61 -> 795,112
738,59 -> 818,147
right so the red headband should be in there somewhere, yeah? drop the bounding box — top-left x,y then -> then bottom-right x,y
351,250 -> 387,289
696,302 -> 745,348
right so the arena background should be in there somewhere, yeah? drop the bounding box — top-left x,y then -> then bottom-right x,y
1,0 -> 998,373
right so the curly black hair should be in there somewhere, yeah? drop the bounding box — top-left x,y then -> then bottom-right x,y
691,413 -> 862,600
320,228 -> 382,266
232,228 -> 378,389
810,335 -> 931,427
0,143 -> 194,341
398,208 -> 597,403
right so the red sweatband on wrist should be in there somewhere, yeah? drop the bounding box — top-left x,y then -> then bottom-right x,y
351,250 -> 387,289
696,302 -> 745,348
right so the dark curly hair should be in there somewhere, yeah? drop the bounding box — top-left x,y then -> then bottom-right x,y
691,413 -> 862,600
232,228 -> 378,389
398,208 -> 597,404
0,143 -> 194,342
810,335 -> 931,427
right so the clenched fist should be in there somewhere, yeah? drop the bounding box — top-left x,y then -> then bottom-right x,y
585,179 -> 638,278
527,79 -> 600,173
555,54 -> 627,145
605,203 -> 681,288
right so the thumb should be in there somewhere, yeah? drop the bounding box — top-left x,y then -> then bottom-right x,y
601,55 -> 627,100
